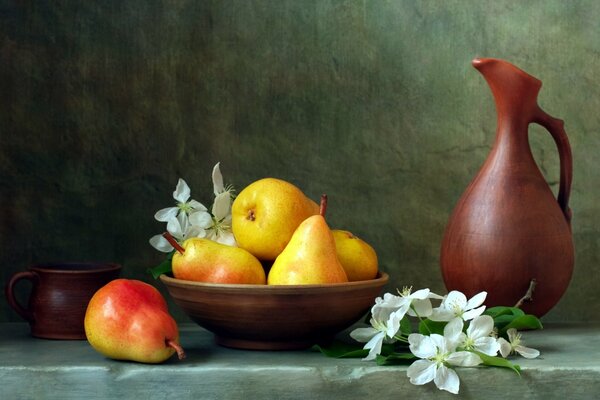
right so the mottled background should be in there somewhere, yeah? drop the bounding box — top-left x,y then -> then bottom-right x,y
1,1 -> 598,322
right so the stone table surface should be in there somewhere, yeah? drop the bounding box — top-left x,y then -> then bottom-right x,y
1,322 -> 599,400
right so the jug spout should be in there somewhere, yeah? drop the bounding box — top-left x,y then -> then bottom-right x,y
473,58 -> 542,121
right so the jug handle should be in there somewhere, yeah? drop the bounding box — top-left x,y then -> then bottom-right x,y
6,271 -> 38,323
533,107 -> 573,224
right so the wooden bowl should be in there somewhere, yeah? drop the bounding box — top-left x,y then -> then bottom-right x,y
160,272 -> 388,350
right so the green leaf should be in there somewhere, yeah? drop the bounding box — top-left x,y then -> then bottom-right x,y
473,351 -> 521,375
312,341 -> 368,358
399,316 -> 413,337
147,252 -> 174,280
418,319 -> 446,335
493,314 -> 518,330
486,306 -> 530,331
485,306 -> 525,319
375,352 -> 416,366
501,315 -> 543,334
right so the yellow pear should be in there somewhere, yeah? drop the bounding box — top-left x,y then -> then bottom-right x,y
268,205 -> 348,285
171,237 -> 266,284
231,178 -> 320,260
332,230 -> 379,281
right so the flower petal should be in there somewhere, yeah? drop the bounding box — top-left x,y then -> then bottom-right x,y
408,334 -> 437,359
466,291 -> 487,310
167,217 -> 184,239
444,320 -> 464,351
446,351 -> 482,367
498,337 -> 512,358
474,336 -> 501,356
377,293 -> 406,309
386,307 -> 408,338
215,231 -> 237,246
444,317 -> 464,341
515,345 -> 540,359
462,305 -> 486,321
189,211 -> 213,228
407,360 -> 437,385
154,207 -> 178,222
184,225 -> 203,239
363,332 -> 385,361
176,211 -> 189,230
407,299 -> 433,318
467,315 -> 494,340
409,288 -> 431,300
212,162 -> 224,195
371,302 -> 395,324
429,307 -> 455,322
173,178 -> 191,203
188,200 -> 207,212
507,328 -> 518,343
149,234 -> 173,252
429,334 -> 448,354
350,327 -> 378,343
434,365 -> 460,394
212,192 -> 232,220
444,290 -> 468,310
428,291 -> 445,300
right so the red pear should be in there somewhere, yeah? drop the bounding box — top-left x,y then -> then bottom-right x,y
84,279 -> 184,363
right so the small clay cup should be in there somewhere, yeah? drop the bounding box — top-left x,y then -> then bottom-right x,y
5,262 -> 121,339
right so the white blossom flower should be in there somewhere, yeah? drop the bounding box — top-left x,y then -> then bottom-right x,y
195,163 -> 237,246
373,292 -> 407,309
498,328 -> 540,359
350,300 -> 405,361
212,162 -> 235,198
407,333 -> 482,394
398,287 -> 444,318
149,216 -> 206,252
195,192 -> 237,246
429,290 -> 487,323
444,316 -> 500,356
150,163 -> 238,252
154,178 -> 210,225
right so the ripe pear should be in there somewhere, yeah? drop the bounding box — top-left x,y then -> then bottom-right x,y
172,237 -> 266,284
268,196 -> 348,285
332,230 -> 379,281
232,178 -> 320,260
84,279 -> 185,364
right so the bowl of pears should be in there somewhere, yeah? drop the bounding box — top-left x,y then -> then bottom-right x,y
160,178 -> 388,350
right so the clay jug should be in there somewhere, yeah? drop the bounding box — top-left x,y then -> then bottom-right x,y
440,58 -> 573,317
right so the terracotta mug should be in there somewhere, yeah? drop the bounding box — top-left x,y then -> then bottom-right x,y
5,262 -> 121,339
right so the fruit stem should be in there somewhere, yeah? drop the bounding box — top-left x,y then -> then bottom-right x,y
166,339 -> 186,360
319,194 -> 328,217
162,232 -> 185,255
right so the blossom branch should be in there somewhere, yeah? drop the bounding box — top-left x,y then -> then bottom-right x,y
514,279 -> 537,309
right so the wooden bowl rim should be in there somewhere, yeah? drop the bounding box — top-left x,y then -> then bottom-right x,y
160,272 -> 389,294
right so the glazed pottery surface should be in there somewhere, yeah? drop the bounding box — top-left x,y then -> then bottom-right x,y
6,262 -> 122,339
160,272 -> 388,350
440,58 -> 573,317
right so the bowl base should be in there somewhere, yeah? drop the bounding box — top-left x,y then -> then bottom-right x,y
215,335 -> 332,351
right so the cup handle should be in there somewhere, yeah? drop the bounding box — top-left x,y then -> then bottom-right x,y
533,106 -> 573,225
5,271 -> 39,323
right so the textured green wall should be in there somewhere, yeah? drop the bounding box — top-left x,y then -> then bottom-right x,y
1,1 -> 598,322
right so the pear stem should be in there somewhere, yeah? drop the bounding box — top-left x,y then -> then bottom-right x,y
166,339 -> 186,360
319,194 -> 328,217
162,232 -> 185,255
